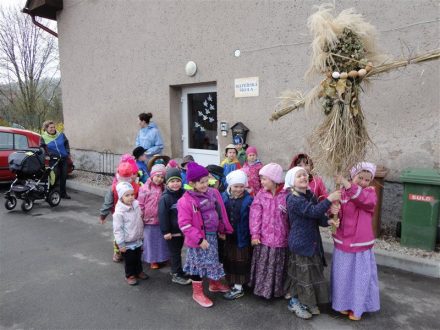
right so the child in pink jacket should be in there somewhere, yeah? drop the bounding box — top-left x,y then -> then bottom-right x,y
138,164 -> 169,269
242,146 -> 263,196
249,163 -> 289,299
332,162 -> 380,321
177,162 -> 233,308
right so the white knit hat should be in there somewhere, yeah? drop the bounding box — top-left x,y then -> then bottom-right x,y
226,170 -> 248,187
284,166 -> 308,189
116,182 -> 134,200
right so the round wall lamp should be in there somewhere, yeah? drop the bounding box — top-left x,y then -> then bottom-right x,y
185,61 -> 197,76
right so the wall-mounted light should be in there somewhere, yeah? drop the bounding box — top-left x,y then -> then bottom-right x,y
234,49 -> 241,57
185,61 -> 197,76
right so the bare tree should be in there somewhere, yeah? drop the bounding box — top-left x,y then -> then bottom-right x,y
0,4 -> 61,131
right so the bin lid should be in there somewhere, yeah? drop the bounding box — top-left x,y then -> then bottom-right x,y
400,168 -> 440,185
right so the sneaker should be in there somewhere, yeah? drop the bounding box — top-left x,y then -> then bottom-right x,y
307,305 -> 320,315
284,292 -> 292,300
288,298 -> 312,320
126,276 -> 138,286
223,287 -> 244,300
137,272 -> 149,280
150,263 -> 160,269
172,273 -> 192,285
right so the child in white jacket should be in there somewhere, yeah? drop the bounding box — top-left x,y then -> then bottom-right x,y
113,182 -> 149,285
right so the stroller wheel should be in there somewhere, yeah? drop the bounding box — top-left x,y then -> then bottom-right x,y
21,198 -> 34,212
5,196 -> 17,210
47,190 -> 61,207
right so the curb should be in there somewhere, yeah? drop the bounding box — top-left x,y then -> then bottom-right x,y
66,180 -> 108,197
66,180 -> 440,279
322,238 -> 440,279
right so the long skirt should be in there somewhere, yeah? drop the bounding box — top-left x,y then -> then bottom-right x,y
142,225 -> 169,263
249,244 -> 288,299
222,237 -> 252,285
286,253 -> 329,307
331,248 -> 380,318
183,234 -> 225,280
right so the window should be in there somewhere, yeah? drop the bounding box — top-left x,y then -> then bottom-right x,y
0,132 -> 13,150
14,134 -> 29,149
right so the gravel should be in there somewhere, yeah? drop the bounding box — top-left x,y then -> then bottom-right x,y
70,170 -> 440,261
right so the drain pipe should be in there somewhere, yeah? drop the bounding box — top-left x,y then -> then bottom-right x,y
22,10 -> 58,38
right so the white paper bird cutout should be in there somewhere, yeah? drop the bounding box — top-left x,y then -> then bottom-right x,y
198,111 -> 203,116
203,100 -> 208,107
208,117 -> 214,123
209,104 -> 215,110
194,122 -> 200,128
208,95 -> 212,102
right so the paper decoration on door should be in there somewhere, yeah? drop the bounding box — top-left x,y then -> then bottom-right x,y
194,94 -> 216,132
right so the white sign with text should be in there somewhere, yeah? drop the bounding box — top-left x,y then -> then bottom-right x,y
234,77 -> 259,97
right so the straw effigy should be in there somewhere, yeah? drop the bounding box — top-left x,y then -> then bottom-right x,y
270,4 -> 440,178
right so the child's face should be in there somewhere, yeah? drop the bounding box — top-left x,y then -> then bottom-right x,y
294,170 -> 309,190
121,190 -> 135,205
353,171 -> 373,189
298,159 -> 311,174
230,184 -> 245,198
260,176 -> 276,191
167,179 -> 182,191
191,176 -> 210,193
247,153 -> 257,163
138,154 -> 147,162
226,149 -> 237,161
235,143 -> 243,151
152,174 -> 165,185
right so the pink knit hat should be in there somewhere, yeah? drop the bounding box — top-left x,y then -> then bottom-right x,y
186,162 -> 209,182
350,162 -> 376,179
120,154 -> 138,175
259,163 -> 284,184
150,164 -> 166,177
246,146 -> 258,155
166,159 -> 179,169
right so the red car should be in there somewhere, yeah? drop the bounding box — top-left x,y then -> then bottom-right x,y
0,126 -> 74,182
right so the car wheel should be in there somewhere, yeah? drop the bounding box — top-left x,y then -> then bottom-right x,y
21,198 -> 34,212
5,196 -> 17,210
47,190 -> 61,207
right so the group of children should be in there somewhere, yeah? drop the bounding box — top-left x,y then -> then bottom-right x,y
100,142 -> 380,321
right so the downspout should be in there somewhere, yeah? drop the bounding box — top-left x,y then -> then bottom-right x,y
22,11 -> 58,38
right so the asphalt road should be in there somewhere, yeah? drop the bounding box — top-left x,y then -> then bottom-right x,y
1,185 -> 439,330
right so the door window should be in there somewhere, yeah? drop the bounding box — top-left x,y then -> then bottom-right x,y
187,92 -> 218,151
14,134 -> 29,149
0,132 -> 13,150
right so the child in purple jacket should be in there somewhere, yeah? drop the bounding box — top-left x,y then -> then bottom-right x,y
177,162 -> 233,308
332,162 -> 380,321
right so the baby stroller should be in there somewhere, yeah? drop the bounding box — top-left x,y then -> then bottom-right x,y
4,148 -> 61,212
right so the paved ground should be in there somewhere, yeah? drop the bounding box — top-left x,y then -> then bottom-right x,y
1,185 -> 439,330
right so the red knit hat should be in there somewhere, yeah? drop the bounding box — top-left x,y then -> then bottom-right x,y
117,162 -> 133,178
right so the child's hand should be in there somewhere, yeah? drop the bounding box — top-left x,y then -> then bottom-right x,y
119,246 -> 127,253
199,239 -> 209,250
330,203 -> 340,215
327,190 -> 341,202
328,218 -> 340,228
251,239 -> 261,246
99,215 -> 106,224
218,233 -> 226,240
335,175 -> 351,189
163,233 -> 172,240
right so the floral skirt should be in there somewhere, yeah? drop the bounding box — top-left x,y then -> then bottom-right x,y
286,253 -> 329,307
142,225 -> 169,264
183,233 -> 225,280
249,244 -> 288,299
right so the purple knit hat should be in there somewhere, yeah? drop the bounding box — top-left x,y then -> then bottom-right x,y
259,163 -> 284,184
186,162 -> 209,182
350,162 -> 376,179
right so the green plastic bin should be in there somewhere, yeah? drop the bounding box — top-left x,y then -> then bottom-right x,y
400,168 -> 440,251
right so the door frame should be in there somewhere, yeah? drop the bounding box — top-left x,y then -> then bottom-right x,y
181,84 -> 219,166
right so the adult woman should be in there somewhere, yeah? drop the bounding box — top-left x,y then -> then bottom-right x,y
135,113 -> 164,158
40,121 -> 71,199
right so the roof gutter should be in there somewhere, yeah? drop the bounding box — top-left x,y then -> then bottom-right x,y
22,10 -> 58,38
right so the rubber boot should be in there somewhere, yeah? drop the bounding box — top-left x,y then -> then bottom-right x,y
208,279 -> 230,293
192,281 -> 213,307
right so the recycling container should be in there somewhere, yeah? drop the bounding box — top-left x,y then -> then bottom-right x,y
400,168 -> 440,251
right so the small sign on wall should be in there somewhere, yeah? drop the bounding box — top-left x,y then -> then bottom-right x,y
235,77 -> 259,97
